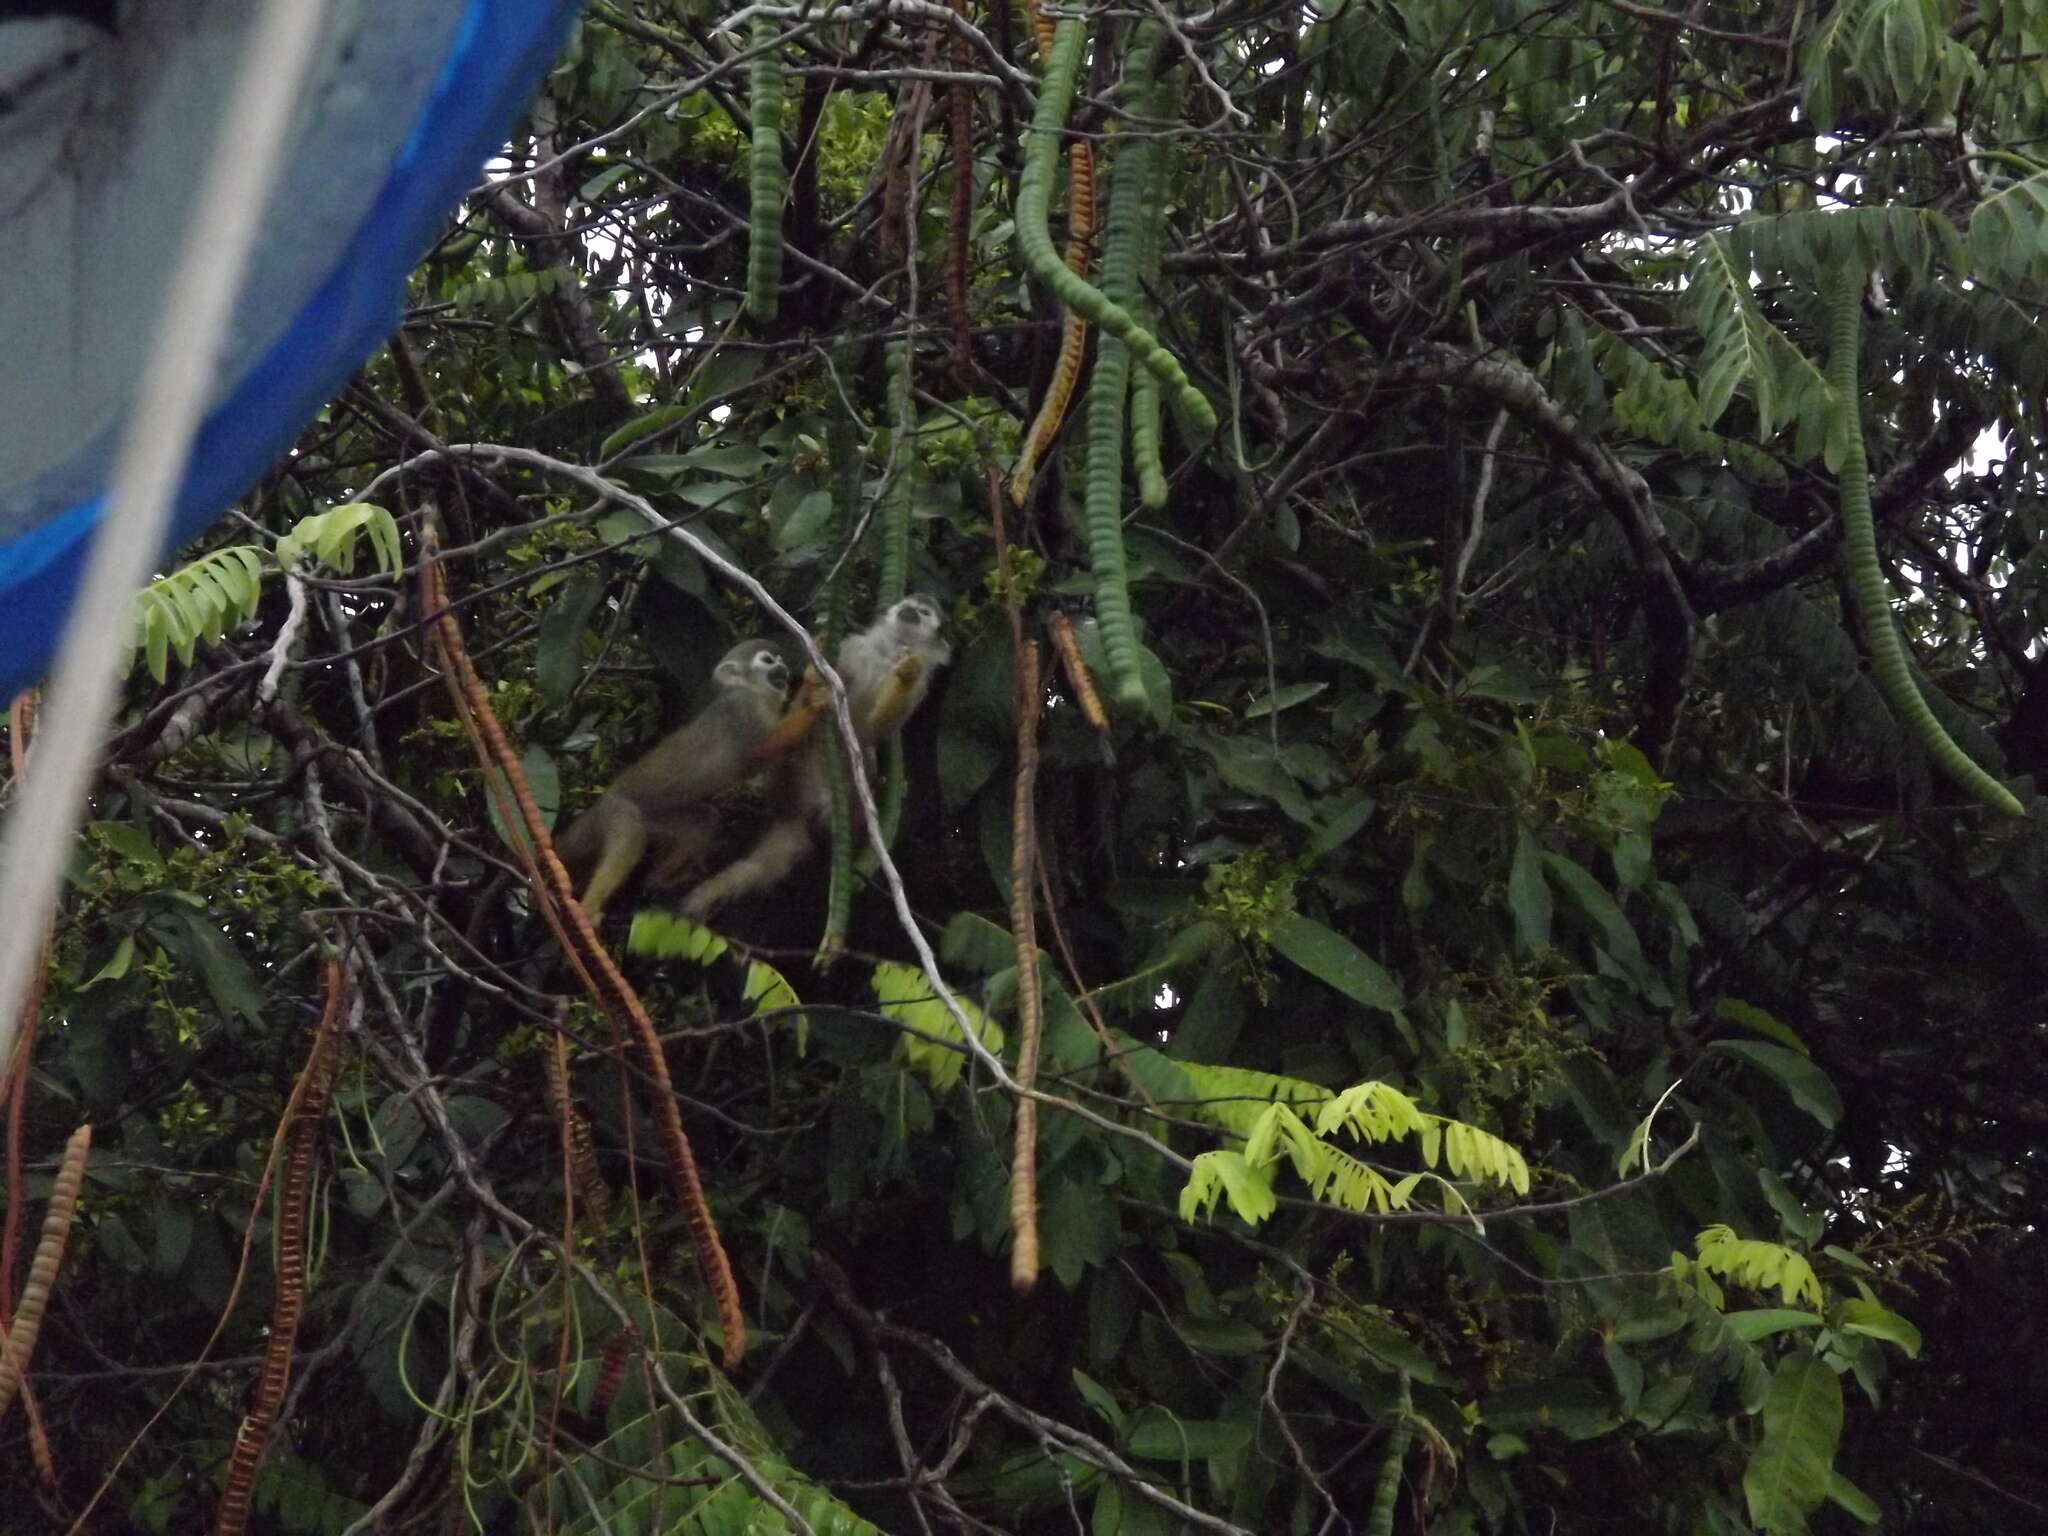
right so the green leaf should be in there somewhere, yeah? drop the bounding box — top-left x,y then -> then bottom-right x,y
1724,1309 -> 1823,1342
1541,852 -> 1664,1001
774,486 -> 836,552
599,403 -> 697,459
1269,914 -> 1405,1015
534,575 -> 604,709
1743,1352 -> 1843,1535
1482,1378 -> 1620,1440
1827,1470 -> 1880,1525
83,935 -> 137,988
1709,1040 -> 1843,1128
152,1201 -> 194,1275
147,909 -> 264,1028
1716,998 -> 1810,1054
1507,828 -> 1551,954
1125,1411 -> 1253,1461
92,820 -> 163,872
1244,681 -> 1327,718
1305,790 -> 1375,863
1039,1176 -> 1121,1288
522,746 -> 562,830
1071,1369 -> 1125,1432
1835,1297 -> 1921,1357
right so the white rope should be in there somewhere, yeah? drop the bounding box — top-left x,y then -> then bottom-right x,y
0,0 -> 330,1067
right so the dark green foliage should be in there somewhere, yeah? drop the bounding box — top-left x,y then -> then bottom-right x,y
20,4 -> 2048,1534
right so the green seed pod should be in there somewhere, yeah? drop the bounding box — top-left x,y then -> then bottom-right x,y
746,16 -> 786,323
1081,21 -> 1172,712
1826,261 -> 2022,816
876,338 -> 914,609
1126,55 -> 1178,511
1365,1381 -> 1413,1536
1016,19 -> 1214,433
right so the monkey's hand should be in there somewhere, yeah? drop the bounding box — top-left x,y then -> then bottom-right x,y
863,654 -> 926,739
753,669 -> 828,763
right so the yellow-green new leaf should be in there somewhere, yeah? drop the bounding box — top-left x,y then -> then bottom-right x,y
1315,1080 -> 1426,1143
873,959 -> 1004,1093
1696,1226 -> 1823,1310
1180,1150 -> 1277,1226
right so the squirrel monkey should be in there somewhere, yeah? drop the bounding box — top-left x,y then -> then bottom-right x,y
682,596 -> 951,919
556,639 -> 817,921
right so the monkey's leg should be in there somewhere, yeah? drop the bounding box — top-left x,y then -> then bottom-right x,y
642,810 -> 719,890
681,816 -> 818,919
576,798 -> 648,922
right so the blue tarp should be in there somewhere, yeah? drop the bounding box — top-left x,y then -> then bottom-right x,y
0,0 -> 581,700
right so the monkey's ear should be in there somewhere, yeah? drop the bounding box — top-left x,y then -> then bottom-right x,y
713,657 -> 748,689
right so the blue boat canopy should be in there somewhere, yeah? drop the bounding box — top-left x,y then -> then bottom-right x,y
0,0 -> 580,699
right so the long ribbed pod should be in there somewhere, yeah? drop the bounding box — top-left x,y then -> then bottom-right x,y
1081,22 -> 1171,710
1126,61 -> 1179,511
1365,1377 -> 1413,1536
745,15 -> 787,323
1014,18 -> 1213,432
214,961 -> 346,1536
1825,262 -> 2022,816
0,1124 -> 89,1422
1009,140 -> 1097,505
817,369 -> 863,964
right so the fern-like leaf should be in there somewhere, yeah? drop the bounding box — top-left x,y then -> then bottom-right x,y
872,960 -> 1004,1093
1691,1225 -> 1825,1310
274,502 -> 402,577
131,545 -> 267,682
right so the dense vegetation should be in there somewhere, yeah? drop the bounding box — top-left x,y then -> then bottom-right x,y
7,0 -> 2048,1530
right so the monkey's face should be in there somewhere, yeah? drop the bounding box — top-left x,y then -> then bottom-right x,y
748,646 -> 791,695
716,640 -> 791,699
886,596 -> 950,662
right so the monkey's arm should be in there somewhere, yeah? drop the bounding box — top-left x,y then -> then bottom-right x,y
751,670 -> 829,763
862,654 -> 927,741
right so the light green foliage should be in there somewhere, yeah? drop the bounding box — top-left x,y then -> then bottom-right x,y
1177,1066 -> 1530,1224
130,502 -> 400,681
872,959 -> 1004,1092
132,545 -> 266,683
1799,0 -> 1981,127
1195,847 -> 1298,950
274,501 -> 403,575
1742,1352 -> 1844,1536
1681,1226 -> 1825,1311
448,261 -> 575,315
58,2 -> 2048,1529
628,911 -> 801,1023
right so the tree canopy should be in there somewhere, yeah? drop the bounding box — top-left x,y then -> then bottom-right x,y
7,0 -> 2048,1531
